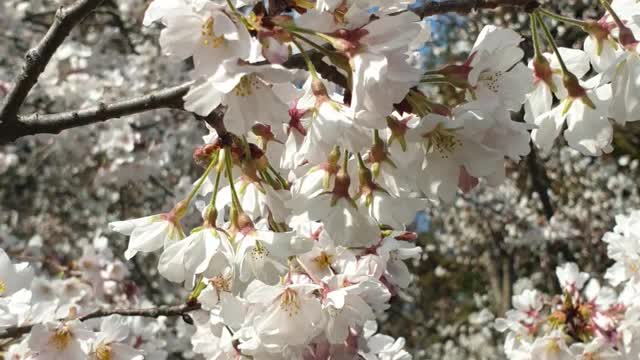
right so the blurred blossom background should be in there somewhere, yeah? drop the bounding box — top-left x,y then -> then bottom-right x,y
2,0 -> 640,358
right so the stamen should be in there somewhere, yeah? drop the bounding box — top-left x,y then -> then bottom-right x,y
280,288 -> 301,317
50,326 -> 73,351
201,17 -> 226,48
482,70 -> 503,93
95,343 -> 113,360
233,75 -> 259,97
313,252 -> 333,269
251,241 -> 270,260
422,123 -> 462,157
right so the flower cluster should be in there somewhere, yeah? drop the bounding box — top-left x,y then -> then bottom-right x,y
496,210 -> 640,359
104,0 -> 640,358
0,239 -> 195,359
4,0 -> 640,358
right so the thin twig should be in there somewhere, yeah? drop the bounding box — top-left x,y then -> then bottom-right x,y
0,302 -> 201,340
0,81 -> 194,143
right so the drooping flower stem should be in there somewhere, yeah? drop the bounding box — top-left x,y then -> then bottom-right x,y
292,38 -> 319,80
291,32 -> 335,59
209,160 -> 223,208
343,150 -> 350,172
225,0 -> 252,30
268,164 -> 290,190
530,14 -> 544,62
224,147 -> 244,213
537,8 -> 589,29
535,12 -> 570,75
184,151 -> 219,210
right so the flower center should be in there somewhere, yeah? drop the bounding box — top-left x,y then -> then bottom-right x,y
209,275 -> 231,293
233,75 -> 259,97
0,280 -> 6,295
481,70 -> 503,93
313,252 -> 333,269
422,123 -> 461,156
95,343 -> 113,360
201,17 -> 225,48
50,326 -> 73,351
280,288 -> 301,317
251,241 -> 270,260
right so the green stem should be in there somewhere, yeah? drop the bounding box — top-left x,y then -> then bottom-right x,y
288,25 -> 337,44
530,14 -> 543,61
268,164 -> 290,190
185,152 -> 219,207
188,277 -> 207,301
259,168 -> 279,189
419,78 -> 457,87
535,12 -> 570,75
343,150 -> 350,172
209,161 -> 223,208
538,8 -> 589,28
224,148 -> 243,213
291,32 -> 336,60
292,38 -> 319,79
225,0 -> 251,29
356,152 -> 367,169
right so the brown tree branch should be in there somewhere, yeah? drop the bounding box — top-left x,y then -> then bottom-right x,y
0,302 -> 201,340
0,0 -> 536,144
0,0 -> 107,132
0,50 -> 326,143
0,81 -> 195,143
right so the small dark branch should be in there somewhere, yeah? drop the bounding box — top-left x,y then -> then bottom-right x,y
78,302 -> 201,321
1,46 -> 346,143
309,53 -> 349,90
0,302 -> 201,340
527,146 -> 554,220
0,0 -> 107,127
0,81 -> 194,143
413,0 -> 536,17
196,107 -> 227,135
101,0 -> 139,54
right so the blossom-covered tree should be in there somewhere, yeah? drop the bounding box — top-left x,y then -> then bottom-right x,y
2,0 -> 640,359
